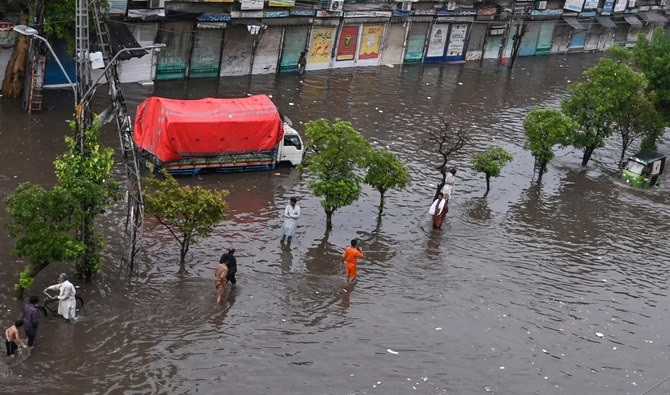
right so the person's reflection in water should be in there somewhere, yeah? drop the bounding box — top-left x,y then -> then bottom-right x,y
334,282 -> 356,315
280,242 -> 294,273
426,231 -> 442,260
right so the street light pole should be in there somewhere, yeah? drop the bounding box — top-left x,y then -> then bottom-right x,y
13,24 -> 78,109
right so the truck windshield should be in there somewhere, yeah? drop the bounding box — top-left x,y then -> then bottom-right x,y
624,160 -> 645,175
284,135 -> 302,150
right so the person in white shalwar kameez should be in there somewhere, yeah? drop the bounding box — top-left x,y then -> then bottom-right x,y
281,197 -> 300,243
44,273 -> 77,320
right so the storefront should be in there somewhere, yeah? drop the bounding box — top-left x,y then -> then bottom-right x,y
623,14 -> 643,47
483,25 -> 505,59
404,12 -> 433,63
638,12 -> 668,40
115,22 -> 159,83
333,11 -> 390,69
189,15 -> 227,79
308,15 -> 339,71
155,21 -> 192,80
518,22 -> 541,57
381,14 -> 409,66
594,16 -> 616,51
425,10 -> 473,62
563,17 -> 588,51
535,22 -> 555,55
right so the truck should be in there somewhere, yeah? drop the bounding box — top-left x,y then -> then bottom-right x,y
133,94 -> 305,175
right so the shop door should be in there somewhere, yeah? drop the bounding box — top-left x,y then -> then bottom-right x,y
404,22 -> 428,63
279,26 -> 309,72
535,23 -> 554,55
156,21 -> 192,80
569,29 -> 587,49
483,36 -> 502,59
381,23 -> 406,65
189,28 -> 223,79
518,23 -> 540,57
252,26 -> 282,75
220,25 -> 252,76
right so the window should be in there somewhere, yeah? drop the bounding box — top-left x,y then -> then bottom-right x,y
284,135 -> 302,150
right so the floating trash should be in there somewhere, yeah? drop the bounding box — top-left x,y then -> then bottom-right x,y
387,349 -> 399,355
595,332 -> 604,338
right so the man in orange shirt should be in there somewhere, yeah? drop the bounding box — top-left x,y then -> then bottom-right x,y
342,239 -> 364,283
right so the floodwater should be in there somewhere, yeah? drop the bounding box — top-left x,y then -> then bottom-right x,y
1,54 -> 669,394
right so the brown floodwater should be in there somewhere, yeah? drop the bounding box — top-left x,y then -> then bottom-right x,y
1,54 -> 669,394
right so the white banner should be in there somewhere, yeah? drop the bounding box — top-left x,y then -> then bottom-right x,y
240,0 -> 264,11
563,0 -> 585,12
583,0 -> 599,8
614,0 -> 627,12
426,24 -> 449,57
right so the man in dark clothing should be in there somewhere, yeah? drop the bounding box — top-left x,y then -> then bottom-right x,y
23,296 -> 40,347
219,247 -> 238,288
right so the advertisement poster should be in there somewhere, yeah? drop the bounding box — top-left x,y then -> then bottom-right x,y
241,0 -> 264,11
337,26 -> 359,61
358,25 -> 382,60
602,0 -> 615,14
269,0 -> 295,6
426,24 -> 449,57
614,0 -> 627,12
563,0 -> 585,12
445,24 -> 468,57
583,0 -> 599,8
309,28 -> 334,63
0,22 -> 16,48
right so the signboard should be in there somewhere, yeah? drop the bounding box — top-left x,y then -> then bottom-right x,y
602,0 -> 615,14
614,0 -> 627,12
358,25 -> 382,60
231,10 -> 264,18
344,11 -> 393,18
337,26 -> 359,61
264,10 -> 289,17
426,24 -> 448,57
564,0 -> 585,12
269,0 -> 295,6
0,22 -> 16,48
291,9 -> 316,16
241,0 -> 264,11
197,14 -> 232,22
583,0 -> 599,8
309,27 -> 334,63
446,24 -> 467,57
108,0 -> 128,14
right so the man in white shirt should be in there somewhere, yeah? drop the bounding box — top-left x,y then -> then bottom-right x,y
44,273 -> 77,321
442,168 -> 457,200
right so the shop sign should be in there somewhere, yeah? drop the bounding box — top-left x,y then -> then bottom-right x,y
240,0 -> 264,11
564,0 -> 585,12
602,0 -> 615,14
231,10 -> 264,18
264,10 -> 289,17
530,8 -> 564,16
290,9 -> 316,16
436,8 -> 477,17
343,11 -> 392,18
414,9 -> 436,16
269,0 -> 295,6
316,10 -> 343,17
583,0 -> 599,8
197,14 -> 232,22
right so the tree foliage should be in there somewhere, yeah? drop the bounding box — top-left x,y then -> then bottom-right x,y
143,171 -> 228,274
523,108 -> 577,183
303,119 -> 372,230
471,146 -> 513,196
4,117 -> 117,297
562,58 -> 648,167
633,29 -> 670,124
364,150 -> 410,215
613,91 -> 665,165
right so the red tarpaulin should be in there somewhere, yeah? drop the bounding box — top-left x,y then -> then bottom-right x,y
133,95 -> 284,163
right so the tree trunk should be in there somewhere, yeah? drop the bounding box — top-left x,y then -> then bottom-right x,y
378,190 -> 386,215
178,236 -> 190,274
581,146 -> 595,167
537,161 -> 547,184
326,210 -> 333,231
485,174 -> 491,196
1,12 -> 29,98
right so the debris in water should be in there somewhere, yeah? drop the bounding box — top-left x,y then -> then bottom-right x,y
435,327 -> 442,331
387,349 -> 399,355
595,332 -> 604,338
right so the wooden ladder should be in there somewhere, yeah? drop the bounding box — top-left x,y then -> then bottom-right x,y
28,54 -> 46,113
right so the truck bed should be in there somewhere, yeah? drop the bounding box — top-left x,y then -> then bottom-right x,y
140,150 -> 278,175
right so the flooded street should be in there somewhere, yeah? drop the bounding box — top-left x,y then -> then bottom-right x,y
1,54 -> 669,394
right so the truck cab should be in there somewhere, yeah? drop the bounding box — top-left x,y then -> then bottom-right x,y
278,123 -> 305,166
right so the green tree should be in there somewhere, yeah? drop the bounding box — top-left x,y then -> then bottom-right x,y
562,58 -> 648,167
614,91 -> 665,166
471,147 -> 513,196
523,108 -> 577,183
633,29 -> 670,124
303,119 -> 372,230
364,150 -> 411,215
4,117 -> 117,296
143,172 -> 228,274
56,118 -> 119,280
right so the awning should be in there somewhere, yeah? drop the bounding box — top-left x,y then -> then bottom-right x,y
106,21 -> 146,60
262,17 -> 313,26
596,16 -> 616,29
624,15 -> 643,27
638,12 -> 668,25
563,17 -> 587,30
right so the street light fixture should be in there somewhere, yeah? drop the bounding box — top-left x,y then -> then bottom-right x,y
13,24 -> 77,107
78,43 -> 166,114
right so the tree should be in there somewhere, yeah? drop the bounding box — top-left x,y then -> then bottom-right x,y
426,121 -> 469,200
523,108 -> 577,183
471,147 -> 513,196
56,118 -> 119,280
4,184 -> 83,299
143,171 -> 228,274
2,0 -> 76,98
562,58 -> 648,167
364,150 -> 410,215
633,29 -> 670,124
4,117 -> 117,296
303,119 -> 372,230
614,91 -> 665,166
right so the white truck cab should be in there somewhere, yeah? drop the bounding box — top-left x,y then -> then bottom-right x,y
279,122 -> 305,166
